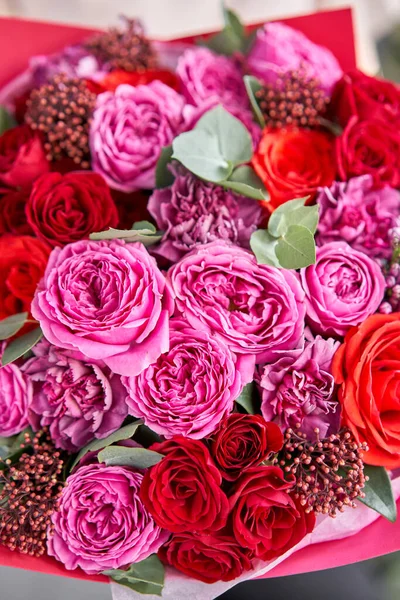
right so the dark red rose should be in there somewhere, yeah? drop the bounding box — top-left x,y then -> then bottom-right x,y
330,70 -> 400,127
111,188 -> 152,229
209,414 -> 283,481
0,190 -> 33,235
140,436 -> 229,533
336,117 -> 400,189
0,235 -> 50,321
0,125 -> 49,190
229,466 -> 316,561
159,531 -> 253,584
94,69 -> 179,94
26,172 -> 119,247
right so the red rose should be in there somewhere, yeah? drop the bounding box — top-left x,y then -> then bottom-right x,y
330,70 -> 400,127
252,128 -> 336,210
0,125 -> 49,190
111,189 -> 152,229
0,235 -> 50,321
209,414 -> 283,481
336,117 -> 400,189
95,69 -> 180,93
229,466 -> 316,561
0,190 -> 33,235
140,437 -> 229,533
26,172 -> 119,247
159,531 -> 253,584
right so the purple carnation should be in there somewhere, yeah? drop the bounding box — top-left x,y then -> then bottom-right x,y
316,175 -> 400,261
247,22 -> 342,94
48,463 -> 168,574
148,167 -> 262,263
22,341 -> 128,451
259,336 -> 340,440
122,318 -> 253,439
0,359 -> 31,437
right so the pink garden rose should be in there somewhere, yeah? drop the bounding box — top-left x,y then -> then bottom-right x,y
90,82 -> 192,192
316,175 -> 400,261
48,463 -> 168,574
122,318 -> 253,439
259,335 -> 340,440
23,340 -> 128,451
31,239 -> 174,377
247,22 -> 342,94
168,241 -> 305,365
299,241 -> 385,337
177,47 -> 248,109
0,359 -> 31,437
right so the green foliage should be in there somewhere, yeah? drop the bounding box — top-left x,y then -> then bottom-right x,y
0,313 -> 28,340
360,466 -> 397,523
90,222 -> 162,247
98,446 -> 164,469
104,555 -> 165,596
1,328 -> 43,367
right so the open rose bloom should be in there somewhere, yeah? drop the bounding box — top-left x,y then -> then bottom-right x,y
0,8 -> 399,600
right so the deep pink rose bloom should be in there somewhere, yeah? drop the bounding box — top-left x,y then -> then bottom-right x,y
168,241 -> 305,366
122,318 -> 253,439
259,336 -> 340,440
299,241 -> 385,337
247,22 -> 342,94
0,359 -> 31,437
48,463 -> 168,574
90,82 -> 192,192
177,47 -> 248,110
148,166 -> 262,263
316,175 -> 400,261
31,239 -> 174,377
23,340 -> 128,451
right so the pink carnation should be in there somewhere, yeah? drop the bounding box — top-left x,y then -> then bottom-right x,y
0,359 -> 31,437
31,239 -> 174,377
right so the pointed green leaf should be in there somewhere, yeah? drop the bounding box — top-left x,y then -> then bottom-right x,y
172,129 -> 232,182
98,446 -> 164,469
281,205 -> 319,235
223,6 -> 245,39
244,75 -> 265,128
360,466 -> 397,523
275,225 -> 316,269
104,555 -> 165,596
1,327 -> 43,367
250,229 -> 280,267
0,312 -> 28,341
70,421 -> 142,471
222,165 -> 268,200
268,197 -> 310,238
90,227 -> 162,247
0,106 -> 17,136
155,145 -> 174,188
235,382 -> 257,414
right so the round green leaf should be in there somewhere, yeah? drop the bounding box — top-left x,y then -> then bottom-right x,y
250,229 -> 280,267
222,165 -> 269,200
268,197 -> 310,238
172,129 -> 232,182
275,225 -> 316,270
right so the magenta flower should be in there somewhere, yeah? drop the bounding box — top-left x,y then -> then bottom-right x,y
0,359 -> 31,437
23,340 -> 128,451
90,82 -> 192,192
247,22 -> 342,94
48,463 -> 169,574
316,175 -> 400,261
31,239 -> 174,377
168,241 -> 305,366
299,241 -> 385,337
148,166 -> 262,263
122,318 -> 253,439
30,46 -> 105,88
259,336 -> 340,440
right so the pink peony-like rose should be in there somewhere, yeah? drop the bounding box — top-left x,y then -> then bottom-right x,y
122,318 -> 253,439
247,22 -> 342,94
259,336 -> 340,440
299,241 -> 385,338
23,340 -> 128,451
48,463 -> 168,574
90,82 -> 192,192
177,47 -> 248,109
0,358 -> 31,437
168,241 -> 305,365
31,239 -> 174,377
316,176 -> 400,261
148,166 -> 262,263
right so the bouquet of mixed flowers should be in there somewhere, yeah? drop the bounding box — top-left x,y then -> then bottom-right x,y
0,6 -> 399,600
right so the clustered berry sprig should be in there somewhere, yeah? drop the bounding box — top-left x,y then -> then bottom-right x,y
0,429 -> 64,557
275,426 -> 368,517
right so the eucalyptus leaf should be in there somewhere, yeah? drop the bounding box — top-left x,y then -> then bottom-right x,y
244,75 -> 265,128
155,145 -> 174,188
250,229 -> 280,267
281,205 -> 319,235
104,555 -> 164,596
0,312 -> 28,341
235,382 -> 256,414
222,165 -> 268,200
0,106 -> 17,136
201,28 -> 243,56
275,225 -> 316,269
1,327 -> 43,367
90,227 -> 162,247
268,197 -> 310,238
195,105 -> 252,166
360,466 -> 397,523
70,421 -> 142,471
131,221 -> 157,232
98,446 -> 164,469
172,129 -> 232,182
223,6 -> 245,39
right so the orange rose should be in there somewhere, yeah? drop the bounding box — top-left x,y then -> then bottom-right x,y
252,128 -> 336,210
332,313 -> 400,468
